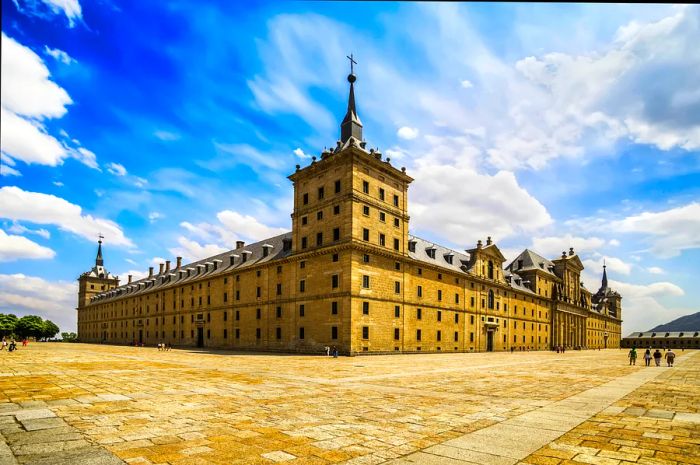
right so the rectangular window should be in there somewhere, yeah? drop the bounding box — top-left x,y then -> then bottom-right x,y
318,186 -> 324,200
300,280 -> 306,292
333,205 -> 340,215
301,237 -> 308,249
332,274 -> 339,289
470,296 -> 474,307
276,306 -> 282,318
256,328 -> 261,339
331,326 -> 338,340
362,301 -> 369,315
393,194 -> 399,207
299,327 -> 305,339
256,308 -> 261,320
394,306 -> 400,318
276,283 -> 282,295
455,293 -> 459,304
417,308 -> 422,320
363,180 -> 369,194
363,205 -> 370,215
362,275 -> 370,288
363,228 -> 370,241
454,331 -> 459,342
331,301 -> 338,315
437,310 -> 442,321
334,180 -> 341,193
394,217 -> 400,228
470,332 -> 474,342
316,232 -> 323,246
437,330 -> 442,341
394,238 -> 400,251
276,327 -> 282,340
438,290 -> 442,301
417,329 -> 422,341
333,228 -> 340,241
417,285 -> 423,297
395,262 -> 401,270
317,210 -> 323,220
332,253 -> 339,262
379,212 -> 386,222
394,328 -> 400,340
379,188 -> 385,200
224,329 -> 228,339
362,326 -> 369,339
363,254 -> 370,263
455,313 -> 459,323
302,216 -> 308,225
236,328 -> 240,339
256,287 -> 261,298
394,281 -> 401,293
235,311 -> 239,321
300,261 -> 305,269
379,233 -> 385,246
223,292 -> 228,302
303,193 -> 308,205
299,304 -> 305,317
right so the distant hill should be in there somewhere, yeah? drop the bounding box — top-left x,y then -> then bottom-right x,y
650,312 -> 700,332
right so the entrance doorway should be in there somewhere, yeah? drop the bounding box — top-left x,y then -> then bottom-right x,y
197,327 -> 204,348
486,331 -> 494,352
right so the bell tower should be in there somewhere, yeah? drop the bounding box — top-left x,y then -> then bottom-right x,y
77,236 -> 119,309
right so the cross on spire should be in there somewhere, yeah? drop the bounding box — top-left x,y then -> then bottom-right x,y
96,234 -> 104,266
98,233 -> 104,243
346,53 -> 357,75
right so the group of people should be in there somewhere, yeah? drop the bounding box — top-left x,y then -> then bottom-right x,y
0,337 -> 21,352
324,346 -> 339,358
157,342 -> 172,351
628,347 -> 675,367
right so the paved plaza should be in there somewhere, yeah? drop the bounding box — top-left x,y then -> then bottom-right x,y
0,344 -> 698,465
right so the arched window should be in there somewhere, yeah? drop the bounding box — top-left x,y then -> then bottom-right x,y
488,290 -> 494,309
488,260 -> 494,279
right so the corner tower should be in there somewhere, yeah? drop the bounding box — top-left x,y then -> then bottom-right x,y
77,237 -> 119,309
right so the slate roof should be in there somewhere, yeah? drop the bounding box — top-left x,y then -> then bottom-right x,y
505,249 -> 557,276
624,331 -> 700,339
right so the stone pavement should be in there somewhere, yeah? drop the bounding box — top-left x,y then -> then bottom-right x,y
0,344 -> 697,465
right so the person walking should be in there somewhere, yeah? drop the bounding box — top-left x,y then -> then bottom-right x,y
628,347 -> 637,365
643,348 -> 652,367
653,349 -> 662,366
665,349 -> 676,367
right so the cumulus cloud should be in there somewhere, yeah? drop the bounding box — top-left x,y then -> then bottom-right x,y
582,254 -> 632,276
106,162 -> 128,176
14,0 -> 83,27
647,266 -> 665,274
44,46 -> 75,64
528,235 -> 607,259
397,126 -> 419,140
1,161 -> 21,177
0,186 -> 133,247
0,229 -> 56,261
293,147 -> 312,159
608,278 -> 687,333
0,273 -> 77,331
168,237 -> 228,263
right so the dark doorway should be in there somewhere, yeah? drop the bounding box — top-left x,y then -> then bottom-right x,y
487,331 -> 494,352
197,327 -> 204,348
138,330 -> 143,345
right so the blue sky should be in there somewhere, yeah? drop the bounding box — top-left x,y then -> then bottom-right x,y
1,1 -> 698,334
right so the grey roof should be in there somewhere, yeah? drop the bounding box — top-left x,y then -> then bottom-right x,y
506,249 -> 557,277
503,270 -> 538,295
624,331 -> 700,339
407,235 -> 472,274
89,232 -> 292,304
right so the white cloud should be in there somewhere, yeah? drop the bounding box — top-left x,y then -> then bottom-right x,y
0,273 -> 77,332
611,202 -> 700,258
134,177 -> 148,188
168,237 -> 228,263
52,181 -> 64,187
0,106 -> 67,166
153,130 -> 180,141
6,223 -> 50,239
148,212 -> 163,223
529,235 -> 606,259
0,186 -> 133,247
1,161 -> 21,177
43,46 -> 75,64
460,79 -> 473,88
293,148 -> 312,159
217,210 -> 287,242
609,239 -> 620,247
115,269 -> 148,283
608,278 -> 686,333
71,147 -> 99,170
647,266 -> 665,274
582,254 -> 632,276
0,229 -> 56,261
106,162 -> 128,176
397,126 -> 419,140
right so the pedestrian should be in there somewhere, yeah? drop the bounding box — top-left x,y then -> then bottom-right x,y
665,349 -> 675,367
628,347 -> 637,365
332,346 -> 338,358
325,346 -> 330,357
653,349 -> 662,367
643,348 -> 652,367
1,338 -> 6,351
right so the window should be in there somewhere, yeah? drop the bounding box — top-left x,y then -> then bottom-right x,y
332,253 -> 339,262
393,194 -> 399,207
455,293 -> 459,304
417,268 -> 422,275
438,290 -> 442,301
394,328 -> 400,340
301,237 -> 308,249
316,232 -> 323,246
298,304 -> 305,317
318,186 -> 324,200
236,328 -> 240,339
276,283 -> 282,295
332,274 -> 339,289
470,315 -> 474,324
454,331 -> 459,342
299,327 -> 305,339
276,306 -> 282,318
362,302 -> 369,315
256,287 -> 261,298
470,332 -> 474,342
363,228 -> 370,241
317,211 -> 323,220
363,254 -> 370,263
362,326 -> 369,339
363,205 -> 370,215
378,188 -> 385,200
362,275 -> 370,288
333,228 -> 340,241
394,218 -> 400,228
395,306 -> 400,318
224,292 -> 228,302
333,205 -> 340,215
437,310 -> 442,321
256,308 -> 261,319
417,285 -> 423,297
234,311 -> 238,321
303,193 -> 308,205
301,216 -> 308,226
334,180 -> 341,193
300,280 -> 306,292
331,326 -> 338,340
363,180 -> 369,194
379,234 -> 386,246
276,327 -> 282,340
394,238 -> 400,251
224,329 -> 228,339
417,329 -> 422,341
417,308 -> 422,320
300,261 -> 306,269
331,301 -> 338,315
256,328 -> 261,339
437,330 -> 442,341
488,260 -> 494,279
395,262 -> 401,271
394,281 -> 401,293
379,212 -> 386,222
455,313 -> 459,323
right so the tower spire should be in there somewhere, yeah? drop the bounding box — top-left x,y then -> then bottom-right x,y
96,234 -> 104,267
340,53 -> 363,143
601,260 -> 608,289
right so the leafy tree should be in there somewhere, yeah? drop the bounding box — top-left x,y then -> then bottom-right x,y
14,315 -> 44,339
41,320 -> 60,340
61,332 -> 78,342
0,314 -> 18,336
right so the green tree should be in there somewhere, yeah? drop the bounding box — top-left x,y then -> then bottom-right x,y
14,315 -> 44,339
61,332 -> 78,342
41,320 -> 60,340
0,313 -> 18,337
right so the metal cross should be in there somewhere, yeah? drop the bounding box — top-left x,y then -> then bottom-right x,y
346,53 -> 357,74
98,233 -> 104,242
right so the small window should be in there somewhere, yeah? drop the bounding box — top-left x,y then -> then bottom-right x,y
317,210 -> 323,220
362,326 -> 369,339
394,306 -> 400,318
455,293 -> 459,304
301,216 -> 308,226
393,194 -> 399,207
224,329 -> 228,339
331,301 -> 338,315
417,308 -> 422,320
438,290 -> 442,301
395,281 -> 401,293
362,275 -> 370,288
363,180 -> 369,194
276,327 -> 282,340
437,330 -> 442,341
363,205 -> 370,215
300,280 -> 306,292
256,328 -> 261,339
332,253 -> 339,262
256,286 -> 261,298
334,180 -> 341,193
303,193 -> 308,205
332,274 -> 339,289
256,308 -> 261,319
417,285 -> 423,297
379,234 -> 386,246
454,331 -> 459,342
333,228 -> 340,241
363,228 -> 370,241
437,310 -> 442,321
299,327 -> 305,339
331,326 -> 338,340
301,237 -> 308,249
316,232 -> 323,246
379,212 -> 386,222
276,283 -> 282,295
454,313 -> 459,323
379,188 -> 385,200
318,186 -> 324,200
394,217 -> 400,228
300,260 -> 306,269
362,302 -> 369,315
394,238 -> 400,251
363,254 -> 370,263
276,306 -> 282,318
394,328 -> 400,340
395,262 -> 401,271
333,205 -> 340,215
416,329 -> 422,341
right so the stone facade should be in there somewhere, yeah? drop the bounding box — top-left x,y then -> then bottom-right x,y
77,70 -> 622,354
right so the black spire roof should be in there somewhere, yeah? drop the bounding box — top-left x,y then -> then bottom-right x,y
340,54 -> 363,143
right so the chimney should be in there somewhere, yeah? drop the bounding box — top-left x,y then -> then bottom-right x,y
128,275 -> 132,284
486,236 -> 492,245
569,247 -> 575,256
165,260 -> 171,273
176,256 -> 182,269
236,241 -> 245,249
148,266 -> 153,278
477,239 -> 482,249
562,251 -> 567,258
159,263 -> 164,275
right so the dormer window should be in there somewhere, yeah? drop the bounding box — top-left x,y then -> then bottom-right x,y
229,255 -> 238,266
517,260 -> 523,270
282,238 -> 292,251
262,244 -> 273,258
426,247 -> 436,259
408,241 -> 416,253
241,251 -> 251,263
444,254 -> 453,265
